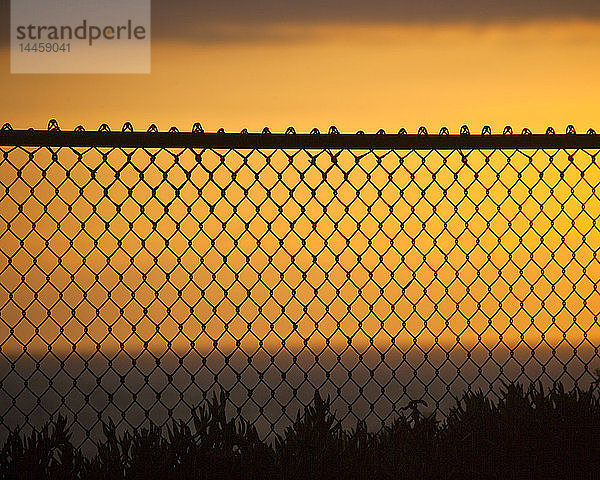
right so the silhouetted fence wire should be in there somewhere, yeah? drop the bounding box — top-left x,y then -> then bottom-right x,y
0,121 -> 599,450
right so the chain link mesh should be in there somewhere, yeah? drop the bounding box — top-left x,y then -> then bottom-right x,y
1,123 -> 599,451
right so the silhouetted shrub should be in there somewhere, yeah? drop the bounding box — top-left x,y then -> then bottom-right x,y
2,382 -> 600,479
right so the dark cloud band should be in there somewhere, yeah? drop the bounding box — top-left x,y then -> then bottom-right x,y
1,0 -> 599,47
153,0 -> 600,43
151,0 -> 600,29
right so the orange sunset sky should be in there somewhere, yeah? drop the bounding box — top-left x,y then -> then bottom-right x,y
0,0 -> 600,132
0,1 -> 599,361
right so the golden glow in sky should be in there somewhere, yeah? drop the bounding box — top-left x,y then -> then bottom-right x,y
1,146 -> 598,357
1,20 -> 600,133
1,17 -> 599,358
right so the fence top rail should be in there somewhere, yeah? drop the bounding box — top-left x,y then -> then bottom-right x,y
1,124 -> 599,150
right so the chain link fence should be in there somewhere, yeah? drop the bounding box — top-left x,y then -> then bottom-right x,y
1,122 -> 599,451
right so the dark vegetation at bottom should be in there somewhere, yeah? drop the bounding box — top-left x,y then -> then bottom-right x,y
2,382 -> 600,480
